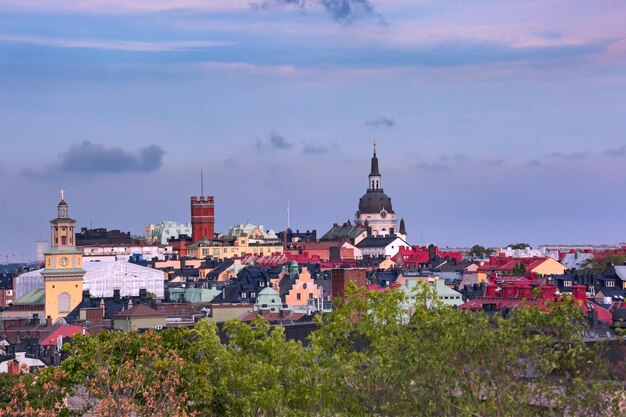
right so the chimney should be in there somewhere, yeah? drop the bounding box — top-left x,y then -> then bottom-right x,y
82,289 -> 90,303
572,285 -> 586,303
540,286 -> 556,301
502,285 -> 516,298
485,282 -> 498,297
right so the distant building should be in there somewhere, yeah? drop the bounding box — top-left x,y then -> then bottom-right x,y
227,223 -> 280,244
144,221 -> 192,245
187,235 -> 283,260
355,143 -> 406,240
0,272 -> 15,308
191,196 -> 215,243
35,241 -> 49,265
356,236 -> 411,258
113,304 -> 166,332
76,228 -> 140,246
41,191 -> 86,322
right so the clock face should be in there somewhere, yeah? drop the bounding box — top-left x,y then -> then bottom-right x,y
59,256 -> 70,267
380,210 -> 388,219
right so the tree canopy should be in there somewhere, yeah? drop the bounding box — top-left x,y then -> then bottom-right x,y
468,244 -> 494,258
581,254 -> 626,275
2,283 -> 624,416
507,242 -> 531,250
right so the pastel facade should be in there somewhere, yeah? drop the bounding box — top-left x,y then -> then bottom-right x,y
255,287 -> 283,312
282,267 -> 321,307
187,235 -> 283,260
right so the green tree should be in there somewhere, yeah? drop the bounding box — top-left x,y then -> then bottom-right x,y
580,254 -> 626,275
507,242 -> 531,250
511,261 -> 527,276
468,245 -> 494,258
310,281 -> 623,417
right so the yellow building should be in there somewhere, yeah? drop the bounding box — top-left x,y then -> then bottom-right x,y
528,257 -> 567,276
187,235 -> 283,260
42,190 -> 85,322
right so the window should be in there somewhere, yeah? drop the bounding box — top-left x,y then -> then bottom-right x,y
241,292 -> 247,298
309,293 -> 314,299
271,299 -> 276,303
606,280 -> 615,288
6,290 -> 12,296
250,292 -> 256,297
303,283 -> 307,290
297,293 -> 301,300
58,292 -> 71,313
563,280 -> 572,287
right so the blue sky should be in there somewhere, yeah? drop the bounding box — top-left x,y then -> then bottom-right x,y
1,0 -> 626,261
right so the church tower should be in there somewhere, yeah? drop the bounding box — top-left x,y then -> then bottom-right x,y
355,141 -> 400,238
42,190 -> 85,322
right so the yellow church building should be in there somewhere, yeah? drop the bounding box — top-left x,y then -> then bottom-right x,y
42,190 -> 86,322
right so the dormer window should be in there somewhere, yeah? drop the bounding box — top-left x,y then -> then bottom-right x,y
606,280 -> 615,288
563,280 -> 572,287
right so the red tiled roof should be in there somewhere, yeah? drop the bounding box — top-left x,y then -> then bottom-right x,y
39,325 -> 85,346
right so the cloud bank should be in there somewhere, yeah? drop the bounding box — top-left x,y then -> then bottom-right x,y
252,0 -> 380,23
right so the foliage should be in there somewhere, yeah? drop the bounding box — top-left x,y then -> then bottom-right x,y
507,242 -> 531,250
2,285 -> 625,416
468,244 -> 494,258
511,261 -> 527,276
580,254 -> 626,275
0,370 -> 66,416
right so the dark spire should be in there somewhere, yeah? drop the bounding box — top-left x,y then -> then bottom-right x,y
369,145 -> 380,177
399,218 -> 407,235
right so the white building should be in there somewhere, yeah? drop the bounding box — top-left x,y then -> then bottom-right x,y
356,236 -> 411,258
145,220 -> 192,244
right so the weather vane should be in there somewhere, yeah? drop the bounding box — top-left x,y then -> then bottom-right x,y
372,138 -> 376,153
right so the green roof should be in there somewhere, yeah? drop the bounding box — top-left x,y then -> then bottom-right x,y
320,224 -> 366,241
49,217 -> 77,224
45,248 -> 82,255
41,268 -> 86,276
13,288 -> 46,306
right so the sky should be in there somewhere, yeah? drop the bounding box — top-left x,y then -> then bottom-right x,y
1,0 -> 626,262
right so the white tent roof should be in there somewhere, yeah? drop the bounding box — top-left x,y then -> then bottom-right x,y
14,262 -> 165,300
83,261 -> 165,298
14,268 -> 45,299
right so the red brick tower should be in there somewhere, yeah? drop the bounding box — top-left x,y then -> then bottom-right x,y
191,196 -> 214,243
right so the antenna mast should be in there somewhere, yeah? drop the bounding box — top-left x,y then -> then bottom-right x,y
200,168 -> 204,196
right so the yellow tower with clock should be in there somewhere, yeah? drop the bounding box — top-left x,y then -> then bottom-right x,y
42,189 -> 85,322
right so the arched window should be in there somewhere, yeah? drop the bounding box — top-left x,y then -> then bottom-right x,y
58,292 -> 71,313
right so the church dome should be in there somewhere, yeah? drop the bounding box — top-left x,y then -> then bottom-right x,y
357,191 -> 394,215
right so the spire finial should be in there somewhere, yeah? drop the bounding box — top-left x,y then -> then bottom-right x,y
60,188 -> 65,201
372,138 -> 376,155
